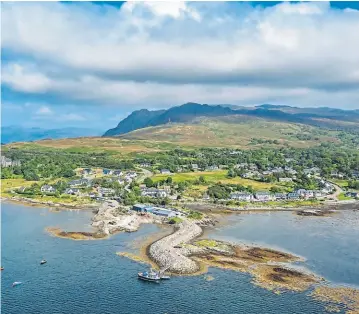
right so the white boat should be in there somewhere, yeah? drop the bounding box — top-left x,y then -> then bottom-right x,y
40,260 -> 47,265
138,269 -> 160,282
12,282 -> 22,287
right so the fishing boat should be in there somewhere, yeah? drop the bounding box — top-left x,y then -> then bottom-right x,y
138,269 -> 160,282
40,260 -> 47,265
12,282 -> 22,287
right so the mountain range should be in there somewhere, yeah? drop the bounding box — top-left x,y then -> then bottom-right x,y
104,103 -> 359,137
1,126 -> 102,144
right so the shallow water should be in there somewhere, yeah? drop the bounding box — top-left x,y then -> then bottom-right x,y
206,210 -> 359,287
1,203 -> 357,314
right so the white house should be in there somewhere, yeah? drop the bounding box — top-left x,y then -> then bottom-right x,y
161,169 -> 171,175
255,191 -> 273,202
279,178 -> 293,183
230,192 -> 253,202
41,185 -> 56,193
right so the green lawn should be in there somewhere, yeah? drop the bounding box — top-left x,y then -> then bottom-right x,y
152,170 -> 282,190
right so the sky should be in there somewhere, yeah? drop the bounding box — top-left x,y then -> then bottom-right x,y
1,1 -> 359,129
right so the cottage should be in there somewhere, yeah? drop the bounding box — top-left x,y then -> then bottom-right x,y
127,171 -> 137,178
287,192 -> 300,200
275,193 -> 287,200
191,164 -> 199,171
113,170 -> 123,176
202,193 -> 210,201
41,185 -> 56,193
81,168 -> 93,175
234,163 -> 248,169
206,165 -> 219,171
140,163 -> 151,168
69,178 -> 90,187
102,169 -> 113,175
160,169 -> 171,175
141,188 -> 167,198
17,186 -> 27,193
351,171 -> 359,179
230,192 -> 253,202
64,188 -> 80,195
98,187 -> 115,196
279,178 -> 293,183
346,192 -> 358,198
255,191 -> 273,202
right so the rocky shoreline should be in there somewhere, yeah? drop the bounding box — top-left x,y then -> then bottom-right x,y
148,220 -> 203,273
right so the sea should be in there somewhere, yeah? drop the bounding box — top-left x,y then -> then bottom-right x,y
1,202 -> 359,314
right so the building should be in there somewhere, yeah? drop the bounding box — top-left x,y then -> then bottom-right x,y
287,192 -> 300,200
17,186 -> 27,193
140,163 -> 151,168
191,164 -> 199,171
81,168 -> 93,175
230,192 -> 253,201
103,169 -> 113,175
69,178 -> 90,187
151,208 -> 176,218
127,171 -> 137,178
64,188 -> 80,195
41,185 -> 56,193
346,192 -> 358,198
275,193 -> 287,200
132,204 -> 153,213
113,170 -> 123,176
98,187 -> 115,196
255,191 -> 273,202
206,165 -> 219,171
1,156 -> 21,167
160,169 -> 171,175
141,188 -> 167,198
279,178 -> 293,183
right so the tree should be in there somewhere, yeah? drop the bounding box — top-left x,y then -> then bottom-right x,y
166,176 -> 173,184
144,177 -> 153,187
270,186 -> 281,193
199,176 -> 206,184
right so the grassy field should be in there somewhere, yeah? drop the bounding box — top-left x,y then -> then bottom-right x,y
122,115 -> 341,149
1,178 -> 37,196
152,170 -> 284,191
5,115 -> 344,153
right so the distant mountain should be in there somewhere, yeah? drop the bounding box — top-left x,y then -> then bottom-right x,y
104,108 -> 165,136
103,103 -> 359,137
1,126 -> 102,144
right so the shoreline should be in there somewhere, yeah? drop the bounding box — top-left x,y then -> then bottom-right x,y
1,196 -> 97,211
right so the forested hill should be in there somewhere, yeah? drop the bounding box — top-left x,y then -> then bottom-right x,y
103,103 -> 359,137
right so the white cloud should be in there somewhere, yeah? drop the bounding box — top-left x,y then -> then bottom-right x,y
36,106 -> 53,115
1,1 -> 359,109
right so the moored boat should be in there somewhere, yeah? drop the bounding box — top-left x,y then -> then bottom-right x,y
40,260 -> 47,265
1,267 -> 4,271
138,269 -> 160,282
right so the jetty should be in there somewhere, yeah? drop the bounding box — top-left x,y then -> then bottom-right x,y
149,220 -> 202,274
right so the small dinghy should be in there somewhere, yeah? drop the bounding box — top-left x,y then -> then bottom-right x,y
40,260 -> 47,265
12,282 -> 22,287
1,267 -> 4,271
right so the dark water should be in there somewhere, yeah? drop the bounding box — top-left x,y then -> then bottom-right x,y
1,203 -> 357,314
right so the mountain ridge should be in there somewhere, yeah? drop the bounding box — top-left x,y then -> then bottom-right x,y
103,103 -> 359,137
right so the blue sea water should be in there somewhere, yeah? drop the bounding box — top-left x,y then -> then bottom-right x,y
1,203 -> 358,314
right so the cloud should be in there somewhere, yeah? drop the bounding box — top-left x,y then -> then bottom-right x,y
36,106 -> 53,115
1,1 -> 359,109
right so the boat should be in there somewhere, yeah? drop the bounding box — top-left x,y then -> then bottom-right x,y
12,282 -> 22,287
40,260 -> 47,265
159,275 -> 170,280
138,269 -> 160,282
1,267 -> 4,271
